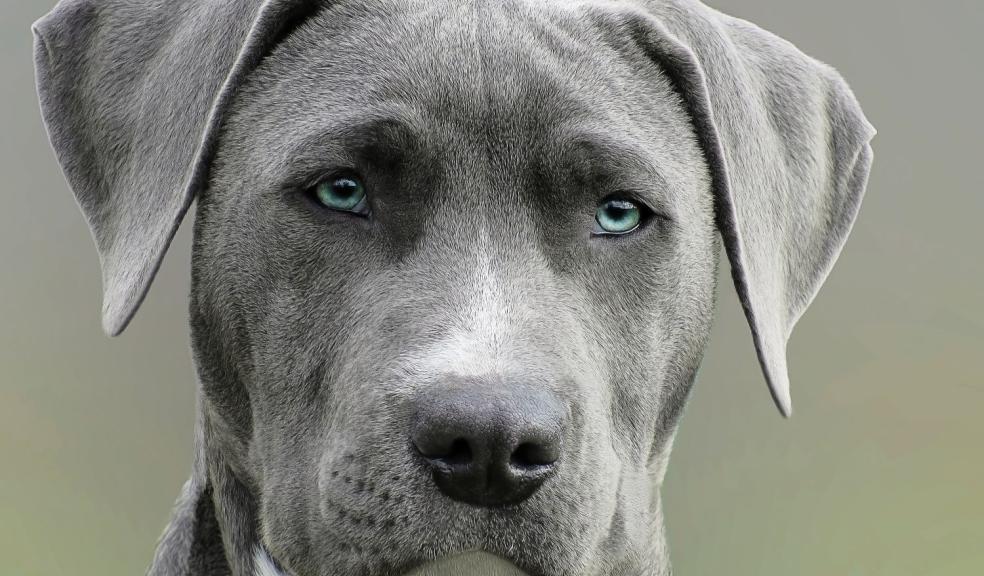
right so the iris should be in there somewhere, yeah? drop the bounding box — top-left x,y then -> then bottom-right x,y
595,198 -> 642,234
312,174 -> 368,214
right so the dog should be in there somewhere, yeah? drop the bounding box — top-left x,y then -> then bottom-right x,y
33,0 -> 875,574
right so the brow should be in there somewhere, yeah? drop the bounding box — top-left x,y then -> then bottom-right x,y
546,124 -> 679,221
280,104 -> 428,174
553,126 -> 671,190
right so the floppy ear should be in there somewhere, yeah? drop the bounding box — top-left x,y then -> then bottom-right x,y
33,1 -> 319,573
589,0 -> 875,416
33,0 -> 318,336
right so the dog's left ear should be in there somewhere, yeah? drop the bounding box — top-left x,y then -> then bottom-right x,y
32,0 -> 319,337
587,0 -> 876,416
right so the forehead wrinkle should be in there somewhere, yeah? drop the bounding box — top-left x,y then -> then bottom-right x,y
550,123 -> 680,211
270,103 -> 432,178
561,127 -> 671,187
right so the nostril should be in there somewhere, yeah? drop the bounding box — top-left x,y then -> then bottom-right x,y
510,441 -> 558,469
412,433 -> 474,466
444,437 -> 472,465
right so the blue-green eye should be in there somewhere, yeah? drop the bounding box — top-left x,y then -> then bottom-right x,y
594,198 -> 643,235
311,174 -> 369,215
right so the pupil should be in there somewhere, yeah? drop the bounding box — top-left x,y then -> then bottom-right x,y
333,179 -> 357,196
607,206 -> 629,220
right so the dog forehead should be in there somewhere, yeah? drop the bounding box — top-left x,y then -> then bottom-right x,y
232,0 -> 675,140
217,0 -> 707,214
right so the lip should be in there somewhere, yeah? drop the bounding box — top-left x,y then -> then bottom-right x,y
403,551 -> 531,576
258,545 -> 540,576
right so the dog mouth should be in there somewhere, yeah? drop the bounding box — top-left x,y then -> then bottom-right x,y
305,498 -> 576,576
398,551 -> 534,576
304,452 -> 587,576
256,546 -> 542,576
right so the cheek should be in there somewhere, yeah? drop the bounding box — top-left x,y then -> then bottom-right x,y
578,224 -> 717,466
194,189 -> 395,439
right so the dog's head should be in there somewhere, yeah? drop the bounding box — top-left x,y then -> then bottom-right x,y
34,0 -> 874,575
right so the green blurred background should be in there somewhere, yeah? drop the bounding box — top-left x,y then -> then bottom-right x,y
2,1 -> 982,575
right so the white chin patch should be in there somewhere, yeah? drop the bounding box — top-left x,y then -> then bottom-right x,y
254,547 -> 288,576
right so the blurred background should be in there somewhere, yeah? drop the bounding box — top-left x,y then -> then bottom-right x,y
2,1 -> 982,575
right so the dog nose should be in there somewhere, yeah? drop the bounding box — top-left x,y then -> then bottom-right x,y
409,380 -> 567,507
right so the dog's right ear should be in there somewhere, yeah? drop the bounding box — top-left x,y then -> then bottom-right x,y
33,0 -> 319,336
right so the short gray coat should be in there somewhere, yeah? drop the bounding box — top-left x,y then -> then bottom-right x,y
33,0 -> 874,574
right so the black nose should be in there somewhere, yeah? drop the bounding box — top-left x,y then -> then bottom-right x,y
409,379 -> 567,507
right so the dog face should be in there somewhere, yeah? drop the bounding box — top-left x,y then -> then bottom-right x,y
33,1 -> 874,575
193,2 -> 716,573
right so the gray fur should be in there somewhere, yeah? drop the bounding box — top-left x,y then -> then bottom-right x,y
32,0 -> 874,575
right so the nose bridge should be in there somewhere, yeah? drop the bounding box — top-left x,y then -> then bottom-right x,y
463,226 -> 520,359
420,66 -> 552,359
395,122 -> 594,394
415,191 -> 555,379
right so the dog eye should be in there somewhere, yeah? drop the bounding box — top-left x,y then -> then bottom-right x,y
308,173 -> 370,216
593,197 -> 645,235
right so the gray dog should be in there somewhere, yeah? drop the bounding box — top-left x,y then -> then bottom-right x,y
33,0 -> 874,575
